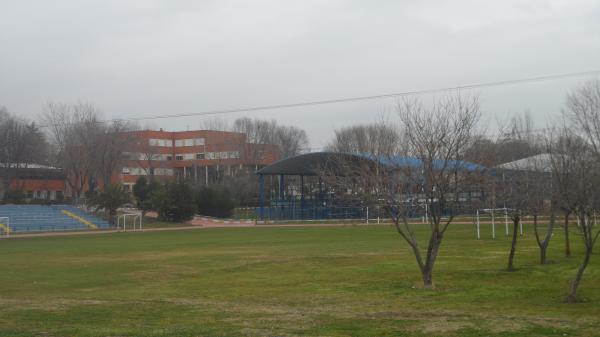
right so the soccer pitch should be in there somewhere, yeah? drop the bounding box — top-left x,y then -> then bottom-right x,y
0,225 -> 598,336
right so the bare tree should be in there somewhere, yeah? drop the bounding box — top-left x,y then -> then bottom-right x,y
322,95 -> 481,288
552,79 -> 600,302
546,128 -> 576,258
327,118 -> 399,157
274,125 -> 309,158
548,130 -> 600,302
128,134 -> 162,178
0,108 -> 48,191
496,157 -> 552,269
42,102 -> 133,200
529,157 -> 555,265
200,117 -> 230,131
93,121 -> 133,189
233,117 -> 308,158
390,95 -> 482,287
43,102 -> 98,199
565,79 -> 600,154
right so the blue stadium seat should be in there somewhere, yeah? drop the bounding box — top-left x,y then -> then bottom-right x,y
0,205 -> 111,233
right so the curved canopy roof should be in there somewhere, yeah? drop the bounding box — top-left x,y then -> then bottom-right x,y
495,153 -> 552,172
256,152 -> 486,176
256,152 -> 367,176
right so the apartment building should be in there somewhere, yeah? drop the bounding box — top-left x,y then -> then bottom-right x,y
120,129 -> 280,190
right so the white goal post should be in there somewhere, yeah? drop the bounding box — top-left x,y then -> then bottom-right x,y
117,213 -> 142,231
475,208 -> 522,239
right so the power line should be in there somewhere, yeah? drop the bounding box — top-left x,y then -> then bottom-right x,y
39,69 -> 600,128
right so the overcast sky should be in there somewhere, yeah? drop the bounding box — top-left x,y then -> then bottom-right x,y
1,0 -> 599,148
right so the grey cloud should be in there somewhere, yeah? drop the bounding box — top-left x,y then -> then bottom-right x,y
1,0 -> 599,147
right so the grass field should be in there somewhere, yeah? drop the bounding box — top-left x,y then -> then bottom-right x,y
0,224 -> 599,336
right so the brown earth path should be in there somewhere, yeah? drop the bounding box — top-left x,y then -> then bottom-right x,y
0,218 -> 551,240
0,222 -> 392,240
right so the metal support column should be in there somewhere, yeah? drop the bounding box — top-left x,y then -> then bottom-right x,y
259,174 -> 265,222
279,174 -> 285,201
300,175 -> 305,220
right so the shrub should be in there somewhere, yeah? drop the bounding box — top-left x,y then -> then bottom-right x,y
133,176 -> 160,215
151,182 -> 196,222
196,185 -> 235,218
89,184 -> 131,225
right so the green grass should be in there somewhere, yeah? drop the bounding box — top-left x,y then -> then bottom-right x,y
140,217 -> 191,229
0,224 -> 598,336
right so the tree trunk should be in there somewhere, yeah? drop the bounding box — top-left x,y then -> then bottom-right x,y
421,267 -> 433,287
534,213 -> 555,265
566,246 -> 591,303
109,209 -> 116,225
564,213 -> 571,257
540,246 -> 547,265
420,232 -> 442,288
507,217 -> 519,271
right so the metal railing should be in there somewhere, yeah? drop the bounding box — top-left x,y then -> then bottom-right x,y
0,217 -> 9,237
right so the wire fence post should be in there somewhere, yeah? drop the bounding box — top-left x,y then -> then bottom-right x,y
491,210 -> 496,239
504,208 -> 509,236
476,209 -> 480,239
519,218 -> 523,236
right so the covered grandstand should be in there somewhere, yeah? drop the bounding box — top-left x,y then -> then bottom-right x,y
255,152 -> 487,221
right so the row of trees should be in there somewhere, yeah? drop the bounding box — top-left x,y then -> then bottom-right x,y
132,176 -> 235,221
321,79 -> 600,303
0,107 -> 48,189
0,102 -> 310,202
43,102 -> 133,200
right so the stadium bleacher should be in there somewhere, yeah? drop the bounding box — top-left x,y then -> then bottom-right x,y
0,205 -> 110,234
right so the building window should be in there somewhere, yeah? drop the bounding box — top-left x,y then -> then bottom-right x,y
155,168 -> 174,176
166,155 -> 173,161
122,167 -> 130,175
150,139 -> 173,147
175,155 -> 183,161
175,138 -> 205,147
196,153 -> 205,160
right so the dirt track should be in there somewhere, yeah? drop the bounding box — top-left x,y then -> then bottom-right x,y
0,219 -> 548,240
0,222 -> 391,240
